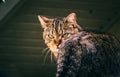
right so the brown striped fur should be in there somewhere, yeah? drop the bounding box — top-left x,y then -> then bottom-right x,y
38,13 -> 82,57
38,13 -> 120,77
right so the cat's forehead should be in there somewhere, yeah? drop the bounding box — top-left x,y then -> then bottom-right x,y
52,17 -> 64,24
53,17 -> 64,21
50,17 -> 64,32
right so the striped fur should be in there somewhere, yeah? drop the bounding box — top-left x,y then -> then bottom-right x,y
57,31 -> 120,77
38,13 -> 120,77
38,13 -> 81,57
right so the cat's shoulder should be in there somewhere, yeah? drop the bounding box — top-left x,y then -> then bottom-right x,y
62,30 -> 120,46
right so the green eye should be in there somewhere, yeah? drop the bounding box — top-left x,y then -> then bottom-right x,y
62,33 -> 69,38
48,34 -> 54,39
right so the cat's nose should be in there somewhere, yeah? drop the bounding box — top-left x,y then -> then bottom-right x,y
54,39 -> 62,47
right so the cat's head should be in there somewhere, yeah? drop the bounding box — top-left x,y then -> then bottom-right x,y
38,13 -> 82,57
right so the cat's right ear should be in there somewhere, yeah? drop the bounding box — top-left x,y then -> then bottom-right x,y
38,15 -> 51,28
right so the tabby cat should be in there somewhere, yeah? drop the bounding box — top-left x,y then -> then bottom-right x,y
38,13 -> 120,77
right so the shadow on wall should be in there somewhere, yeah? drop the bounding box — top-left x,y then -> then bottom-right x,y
0,70 -> 23,77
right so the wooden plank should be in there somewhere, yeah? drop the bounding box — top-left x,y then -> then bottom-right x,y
6,22 -> 42,31
0,63 -> 56,71
0,38 -> 45,47
7,16 -> 108,30
11,13 -> 108,23
0,30 -> 42,39
8,21 -> 107,30
0,45 -> 47,55
0,63 -> 56,77
14,7 -> 114,31
0,63 -> 56,69
20,7 -> 116,20
25,0 -> 120,10
5,25 -> 41,31
0,53 -> 55,63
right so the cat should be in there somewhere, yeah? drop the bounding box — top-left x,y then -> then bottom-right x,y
38,13 -> 82,58
38,13 -> 120,77
57,32 -> 120,77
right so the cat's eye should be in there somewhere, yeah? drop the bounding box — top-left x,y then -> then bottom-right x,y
62,33 -> 69,38
48,34 -> 54,39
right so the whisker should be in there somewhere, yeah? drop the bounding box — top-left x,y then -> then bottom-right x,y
50,51 -> 53,63
41,47 -> 55,64
43,49 -> 51,64
41,47 -> 49,57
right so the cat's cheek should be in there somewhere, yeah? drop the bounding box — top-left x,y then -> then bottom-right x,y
52,51 -> 58,58
49,47 -> 58,57
47,42 -> 58,57
50,47 -> 58,57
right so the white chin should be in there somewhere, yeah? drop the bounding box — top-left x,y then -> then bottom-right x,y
51,48 -> 59,52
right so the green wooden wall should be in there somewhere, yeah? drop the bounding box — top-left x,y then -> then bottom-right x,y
0,0 -> 120,77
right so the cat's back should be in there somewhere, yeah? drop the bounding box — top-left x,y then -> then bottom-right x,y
61,31 -> 120,50
58,31 -> 120,77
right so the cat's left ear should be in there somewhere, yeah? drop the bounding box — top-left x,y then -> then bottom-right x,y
66,13 -> 77,24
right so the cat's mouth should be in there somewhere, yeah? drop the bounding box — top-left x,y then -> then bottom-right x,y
50,48 -> 59,57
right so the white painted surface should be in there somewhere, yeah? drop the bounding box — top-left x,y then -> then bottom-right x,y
0,0 -> 20,21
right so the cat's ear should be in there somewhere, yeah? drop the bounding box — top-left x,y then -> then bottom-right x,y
38,15 -> 52,28
66,13 -> 77,24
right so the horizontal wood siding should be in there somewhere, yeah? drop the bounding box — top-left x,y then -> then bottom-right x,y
0,0 -> 120,77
